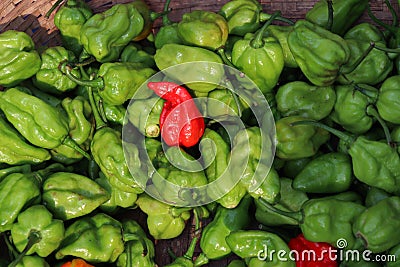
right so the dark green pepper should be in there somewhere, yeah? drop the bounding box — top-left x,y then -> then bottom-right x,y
365,187 -> 391,207
387,243 -> 400,267
0,30 -> 41,87
376,75 -> 400,124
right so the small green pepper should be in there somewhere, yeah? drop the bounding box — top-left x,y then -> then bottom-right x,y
376,75 -> 400,124
0,30 -> 41,87
11,205 -> 65,257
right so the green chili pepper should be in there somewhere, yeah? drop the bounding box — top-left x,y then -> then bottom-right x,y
120,43 -> 156,69
376,75 -> 400,124
0,164 -> 31,181
292,152 -> 353,193
305,0 -> 368,35
206,89 -> 244,118
55,213 -> 124,263
265,25 -> 298,68
10,205 -> 64,257
42,172 -> 110,220
92,91 -> 126,126
287,20 -> 350,86
200,195 -> 252,260
0,30 -> 41,87
275,81 -> 336,120
225,230 -> 295,266
280,156 -> 315,179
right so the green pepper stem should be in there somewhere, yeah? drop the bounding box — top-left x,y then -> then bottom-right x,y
45,0 -> 64,18
258,198 -> 303,223
366,105 -> 393,145
216,48 -> 236,68
62,136 -> 92,160
340,42 -> 375,75
289,120 -> 355,144
8,231 -> 42,267
251,11 -> 281,49
161,0 -> 172,26
352,84 -> 379,102
60,62 -> 104,88
260,12 -> 295,25
33,163 -> 71,185
182,208 -> 201,260
367,1 -> 398,35
373,44 -> 400,54
193,253 -> 209,267
326,0 -> 333,31
87,79 -> 108,130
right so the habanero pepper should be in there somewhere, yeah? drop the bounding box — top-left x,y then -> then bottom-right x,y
147,81 -> 205,148
60,259 -> 94,267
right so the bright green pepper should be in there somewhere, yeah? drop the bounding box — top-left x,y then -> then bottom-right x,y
292,152 -> 353,193
55,213 -> 124,263
0,30 -> 41,87
376,75 -> 400,124
0,164 -> 31,181
265,25 -> 298,68
53,0 -> 93,56
92,91 -> 126,126
200,195 -> 252,260
11,205 -> 64,257
353,196 -> 400,253
281,156 -> 315,179
42,172 -> 110,220
154,43 -> 224,93
136,193 -> 191,240
288,20 -> 350,86
227,260 -> 246,267
225,230 -> 295,266
177,10 -> 229,50
275,81 -> 336,120
305,0 -> 368,35
275,116 -> 330,160
8,256 -> 50,267
0,116 -> 50,165
231,14 -> 284,95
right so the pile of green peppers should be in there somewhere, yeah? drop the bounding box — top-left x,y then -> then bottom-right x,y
0,0 -> 400,266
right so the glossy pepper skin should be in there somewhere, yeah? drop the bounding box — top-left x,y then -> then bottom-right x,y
275,81 -> 336,120
288,234 -> 337,267
177,10 -> 229,50
376,75 -> 400,124
53,0 -> 93,56
42,172 -> 110,220
293,152 -> 353,193
148,82 -> 205,148
11,205 -> 65,257
225,230 -> 295,266
305,0 -> 368,35
79,2 -> 145,62
200,195 -> 252,260
353,196 -> 400,253
265,25 -> 298,68
0,30 -> 41,87
0,116 -> 50,165
120,43 -> 156,69
288,20 -> 350,86
55,213 -> 124,263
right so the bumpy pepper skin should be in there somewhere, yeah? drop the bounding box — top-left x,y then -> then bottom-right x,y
293,152 -> 353,193
177,10 -> 229,50
80,3 -> 145,62
11,256 -> 50,267
0,116 -> 50,165
305,0 -> 368,35
54,0 -> 93,56
275,116 -> 330,160
120,43 -> 156,69
55,213 -> 124,263
353,196 -> 400,253
42,172 -> 110,220
154,44 -> 224,93
200,195 -> 252,260
275,81 -> 336,120
11,205 -> 65,257
0,30 -> 41,87
0,88 -> 69,149
225,230 -> 295,266
288,20 -> 350,86
376,75 -> 400,124
62,96 -> 92,145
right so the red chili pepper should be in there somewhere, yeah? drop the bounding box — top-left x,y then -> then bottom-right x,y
288,234 -> 338,267
147,81 -> 205,147
60,259 -> 95,267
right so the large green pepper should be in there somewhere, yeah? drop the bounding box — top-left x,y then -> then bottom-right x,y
231,13 -> 284,95
292,152 -> 353,193
376,75 -> 400,124
305,0 -> 369,35
154,43 -> 224,93
42,172 -> 110,220
79,2 -> 145,62
135,193 -> 191,240
55,213 -> 124,263
200,195 -> 252,260
0,30 -> 41,87
0,116 -> 50,165
275,81 -> 336,120
0,164 -> 31,181
177,10 -> 229,50
53,0 -> 93,56
353,196 -> 400,253
226,230 -> 295,266
32,46 -> 80,94
11,205 -> 64,257
287,20 -> 350,86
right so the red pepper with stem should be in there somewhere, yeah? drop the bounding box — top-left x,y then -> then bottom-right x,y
288,234 -> 338,267
147,81 -> 205,147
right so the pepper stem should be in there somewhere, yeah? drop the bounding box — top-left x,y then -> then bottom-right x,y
366,105 -> 393,145
60,62 -> 104,89
87,79 -> 108,130
367,0 -> 398,35
258,198 -> 304,223
259,12 -> 294,25
373,44 -> 400,54
353,84 -> 379,102
45,0 -> 64,18
251,11 -> 281,49
216,48 -> 236,68
33,163 -> 71,185
62,136 -> 91,160
326,0 -> 333,31
8,231 -> 42,267
340,42 -> 375,75
161,0 -> 172,26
